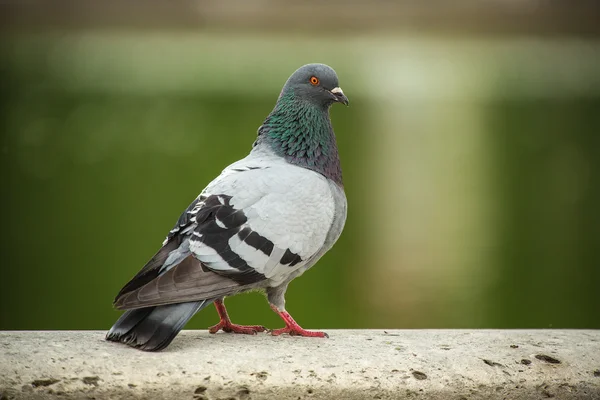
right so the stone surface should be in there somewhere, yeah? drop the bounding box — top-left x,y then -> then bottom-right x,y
1,330 -> 599,399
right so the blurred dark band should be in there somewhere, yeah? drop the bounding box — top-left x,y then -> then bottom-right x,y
1,0 -> 600,37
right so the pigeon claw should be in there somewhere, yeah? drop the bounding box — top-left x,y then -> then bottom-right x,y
268,305 -> 328,338
209,298 -> 266,334
208,321 -> 266,335
270,326 -> 329,338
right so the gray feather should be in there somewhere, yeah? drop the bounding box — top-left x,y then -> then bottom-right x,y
106,299 -> 213,351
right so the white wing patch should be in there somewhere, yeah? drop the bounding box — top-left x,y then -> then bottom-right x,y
262,247 -> 286,278
215,217 -> 227,229
228,234 -> 270,270
189,240 -> 235,271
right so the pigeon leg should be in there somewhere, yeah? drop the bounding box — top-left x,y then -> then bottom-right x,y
269,304 -> 329,338
208,299 -> 266,334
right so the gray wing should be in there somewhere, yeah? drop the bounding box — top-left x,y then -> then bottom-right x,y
113,159 -> 336,309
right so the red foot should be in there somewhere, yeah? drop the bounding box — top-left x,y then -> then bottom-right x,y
209,299 -> 266,335
269,304 -> 328,338
270,325 -> 328,338
208,320 -> 266,335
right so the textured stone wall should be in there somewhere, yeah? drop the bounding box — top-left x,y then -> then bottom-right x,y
1,330 -> 599,399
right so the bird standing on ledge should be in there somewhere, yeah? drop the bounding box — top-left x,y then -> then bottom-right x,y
106,64 -> 349,351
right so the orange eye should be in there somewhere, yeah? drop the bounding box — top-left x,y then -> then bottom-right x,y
309,76 -> 319,85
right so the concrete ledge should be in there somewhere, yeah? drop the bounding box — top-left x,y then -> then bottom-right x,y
1,330 -> 599,399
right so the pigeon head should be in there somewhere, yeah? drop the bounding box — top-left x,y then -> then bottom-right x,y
256,63 -> 347,186
280,64 -> 349,108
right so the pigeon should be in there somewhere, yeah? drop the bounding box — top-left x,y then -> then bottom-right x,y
106,63 -> 349,351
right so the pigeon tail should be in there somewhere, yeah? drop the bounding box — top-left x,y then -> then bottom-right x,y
106,299 -> 214,351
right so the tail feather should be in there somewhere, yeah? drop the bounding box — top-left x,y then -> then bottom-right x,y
106,299 -> 214,351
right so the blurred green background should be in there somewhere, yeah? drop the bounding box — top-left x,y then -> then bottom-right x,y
1,1 -> 599,331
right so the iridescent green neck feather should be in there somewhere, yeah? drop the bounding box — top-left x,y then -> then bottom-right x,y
255,89 -> 343,186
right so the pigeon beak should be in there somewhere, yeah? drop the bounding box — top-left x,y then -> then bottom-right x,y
330,87 -> 349,106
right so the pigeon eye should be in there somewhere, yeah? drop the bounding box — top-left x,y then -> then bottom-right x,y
309,76 -> 319,85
